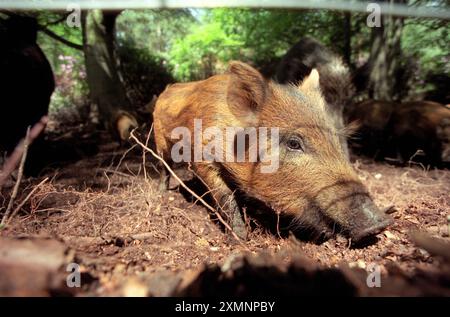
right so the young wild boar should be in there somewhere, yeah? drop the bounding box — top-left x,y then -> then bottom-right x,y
153,61 -> 391,242
274,37 -> 355,157
387,101 -> 450,166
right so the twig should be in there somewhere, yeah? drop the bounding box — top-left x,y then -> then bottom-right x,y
38,26 -> 83,50
142,125 -> 153,182
276,211 -> 282,239
1,127 -> 31,226
186,162 -> 241,234
113,143 -> 137,174
190,187 -> 218,209
242,207 -> 250,229
44,13 -> 71,26
101,168 -> 134,178
347,238 -> 352,249
0,116 -> 48,189
187,162 -> 228,213
130,131 -> 245,245
4,177 -> 49,226
103,171 -> 111,193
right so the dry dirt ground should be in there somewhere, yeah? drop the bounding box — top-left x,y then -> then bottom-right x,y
1,124 -> 450,296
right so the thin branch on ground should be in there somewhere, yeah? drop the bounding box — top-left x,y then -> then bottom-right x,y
130,131 -> 246,245
142,125 -> 153,182
4,177 -> 49,226
114,143 -> 137,174
101,169 -> 134,178
1,128 -> 31,226
276,211 -> 282,239
0,116 -> 48,189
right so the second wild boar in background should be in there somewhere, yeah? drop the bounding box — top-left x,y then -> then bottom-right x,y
344,99 -> 397,160
153,61 -> 392,242
345,100 -> 450,167
387,101 -> 450,167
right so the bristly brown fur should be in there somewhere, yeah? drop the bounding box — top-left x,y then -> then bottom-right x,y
153,61 -> 390,241
339,120 -> 361,139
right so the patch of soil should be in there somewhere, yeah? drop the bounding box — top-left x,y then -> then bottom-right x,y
1,128 -> 449,296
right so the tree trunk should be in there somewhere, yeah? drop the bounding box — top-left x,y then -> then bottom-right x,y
367,0 -> 405,101
81,10 -> 136,140
343,12 -> 352,67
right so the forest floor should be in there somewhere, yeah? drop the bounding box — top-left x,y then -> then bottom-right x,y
1,119 -> 450,296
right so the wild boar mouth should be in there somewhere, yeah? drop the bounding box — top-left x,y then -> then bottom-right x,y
290,196 -> 392,243
287,205 -> 336,242
224,177 -> 391,243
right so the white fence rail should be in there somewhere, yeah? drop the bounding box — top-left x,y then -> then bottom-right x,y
0,0 -> 449,19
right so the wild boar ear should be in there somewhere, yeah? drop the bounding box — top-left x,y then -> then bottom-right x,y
227,61 -> 267,112
299,68 -> 320,91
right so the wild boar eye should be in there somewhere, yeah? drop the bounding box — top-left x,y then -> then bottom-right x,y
286,136 -> 304,152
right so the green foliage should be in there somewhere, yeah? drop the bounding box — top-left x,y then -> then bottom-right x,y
210,9 -> 348,61
167,9 -> 355,81
402,19 -> 449,74
36,12 -> 87,111
7,7 -> 448,108
116,9 -> 194,57
168,21 -> 243,81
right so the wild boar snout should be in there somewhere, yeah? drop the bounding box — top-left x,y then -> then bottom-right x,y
315,181 -> 392,242
342,195 -> 392,241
